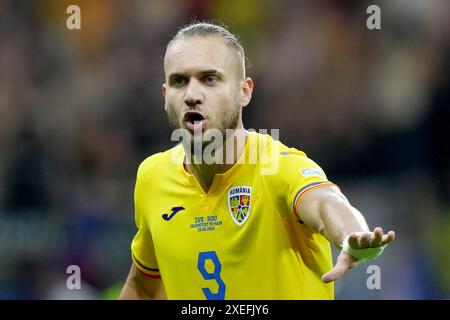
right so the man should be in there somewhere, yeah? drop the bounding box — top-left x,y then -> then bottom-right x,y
119,22 -> 395,300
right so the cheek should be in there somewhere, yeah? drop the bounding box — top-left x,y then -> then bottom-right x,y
219,86 -> 240,107
165,91 -> 182,110
210,93 -> 233,116
165,96 -> 181,118
165,90 -> 177,103
216,92 -> 240,119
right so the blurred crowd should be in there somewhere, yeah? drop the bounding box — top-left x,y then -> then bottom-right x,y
0,0 -> 448,299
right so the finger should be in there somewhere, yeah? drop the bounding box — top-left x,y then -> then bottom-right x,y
370,227 -> 383,247
322,252 -> 355,283
380,231 -> 396,246
322,261 -> 349,283
347,233 -> 359,248
358,233 -> 372,248
373,227 -> 383,241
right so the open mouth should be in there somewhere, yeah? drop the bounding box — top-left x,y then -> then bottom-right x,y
183,111 -> 207,132
184,111 -> 206,124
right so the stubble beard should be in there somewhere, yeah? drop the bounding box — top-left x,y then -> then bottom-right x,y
166,103 -> 241,160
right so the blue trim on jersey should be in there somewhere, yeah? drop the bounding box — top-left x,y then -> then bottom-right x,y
292,181 -> 325,211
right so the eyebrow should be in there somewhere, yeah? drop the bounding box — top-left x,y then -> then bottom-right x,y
168,69 -> 225,80
200,70 -> 224,77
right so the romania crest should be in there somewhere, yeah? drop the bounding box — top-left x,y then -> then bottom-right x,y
228,186 -> 252,226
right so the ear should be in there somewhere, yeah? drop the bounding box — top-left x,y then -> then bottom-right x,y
240,77 -> 254,108
162,84 -> 167,111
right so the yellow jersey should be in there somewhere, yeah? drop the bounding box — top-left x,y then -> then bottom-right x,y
131,132 -> 335,299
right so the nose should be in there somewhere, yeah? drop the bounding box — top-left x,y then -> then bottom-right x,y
184,80 -> 203,107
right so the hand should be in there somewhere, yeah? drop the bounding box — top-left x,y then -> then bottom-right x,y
321,227 -> 395,283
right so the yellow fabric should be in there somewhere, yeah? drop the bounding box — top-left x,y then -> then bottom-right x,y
131,132 -> 334,299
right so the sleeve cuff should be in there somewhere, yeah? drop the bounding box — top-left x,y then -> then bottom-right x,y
132,253 -> 161,279
292,181 -> 336,213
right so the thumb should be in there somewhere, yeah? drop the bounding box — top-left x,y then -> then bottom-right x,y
321,261 -> 349,283
321,251 -> 357,283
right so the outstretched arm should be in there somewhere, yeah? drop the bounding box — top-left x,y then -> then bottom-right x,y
296,185 -> 395,283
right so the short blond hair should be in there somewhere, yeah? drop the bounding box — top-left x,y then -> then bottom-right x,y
166,21 -> 246,78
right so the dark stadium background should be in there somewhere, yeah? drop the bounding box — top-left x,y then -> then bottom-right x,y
0,0 -> 448,299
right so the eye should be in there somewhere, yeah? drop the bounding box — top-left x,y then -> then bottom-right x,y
203,75 -> 219,85
172,76 -> 187,87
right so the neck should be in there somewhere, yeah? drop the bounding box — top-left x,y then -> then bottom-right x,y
184,126 -> 248,193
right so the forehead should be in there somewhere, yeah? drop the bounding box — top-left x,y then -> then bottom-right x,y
164,36 -> 238,76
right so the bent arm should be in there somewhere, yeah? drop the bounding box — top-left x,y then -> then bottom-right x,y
119,264 -> 166,300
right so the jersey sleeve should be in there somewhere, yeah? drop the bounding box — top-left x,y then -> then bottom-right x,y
130,162 -> 161,279
263,148 -> 336,219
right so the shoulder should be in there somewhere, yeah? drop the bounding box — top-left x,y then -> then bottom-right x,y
253,132 -> 318,171
251,132 -> 307,158
137,144 -> 183,180
278,147 -> 322,172
252,133 -> 327,188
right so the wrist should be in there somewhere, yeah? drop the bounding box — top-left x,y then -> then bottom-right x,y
342,233 -> 387,263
